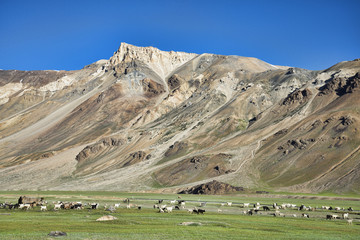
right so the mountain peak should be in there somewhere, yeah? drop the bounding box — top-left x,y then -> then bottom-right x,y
109,43 -> 197,79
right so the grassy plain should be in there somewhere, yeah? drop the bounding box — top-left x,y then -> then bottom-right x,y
0,191 -> 359,239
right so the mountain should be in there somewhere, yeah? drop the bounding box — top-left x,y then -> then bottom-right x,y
0,43 -> 359,193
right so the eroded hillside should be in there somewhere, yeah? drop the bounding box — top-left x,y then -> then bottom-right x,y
0,43 -> 359,194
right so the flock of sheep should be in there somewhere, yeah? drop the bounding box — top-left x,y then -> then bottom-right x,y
1,196 -> 357,225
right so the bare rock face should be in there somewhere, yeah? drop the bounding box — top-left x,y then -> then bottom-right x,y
110,42 -> 197,79
167,74 -> 183,90
179,180 -> 244,195
75,138 -> 124,163
319,72 -> 360,96
282,88 -> 312,105
120,151 -> 151,168
142,78 -> 165,98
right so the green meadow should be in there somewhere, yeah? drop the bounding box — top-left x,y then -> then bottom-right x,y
0,191 -> 359,239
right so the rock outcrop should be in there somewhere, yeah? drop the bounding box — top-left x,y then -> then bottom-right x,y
178,180 -> 244,195
110,42 -> 197,79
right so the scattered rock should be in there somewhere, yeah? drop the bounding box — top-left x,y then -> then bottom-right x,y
96,215 -> 118,221
48,231 -> 67,237
179,222 -> 202,226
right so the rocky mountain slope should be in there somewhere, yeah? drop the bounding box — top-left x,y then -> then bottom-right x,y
0,43 -> 359,193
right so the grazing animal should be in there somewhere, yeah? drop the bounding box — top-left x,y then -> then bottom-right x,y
175,206 -> 180,210
343,213 -> 349,219
54,204 -> 62,210
227,202 -> 232,206
40,206 -> 47,211
263,206 -> 270,211
347,219 -> 353,225
247,210 -> 253,215
91,203 -> 99,209
302,213 -> 310,218
71,203 -> 82,210
187,209 -> 193,213
165,207 -> 173,213
126,204 -> 131,209
170,200 -> 176,204
18,196 -> 44,206
158,200 -> 163,204
138,206 -> 142,210
197,209 -> 205,214
348,207 -> 353,211
153,204 -> 158,209
114,204 -> 120,208
200,202 -> 206,207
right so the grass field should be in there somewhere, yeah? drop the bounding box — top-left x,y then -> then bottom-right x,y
0,191 -> 359,239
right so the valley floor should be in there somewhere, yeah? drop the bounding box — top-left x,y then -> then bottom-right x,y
0,191 -> 359,239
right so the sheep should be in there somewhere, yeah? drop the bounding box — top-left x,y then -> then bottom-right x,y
54,204 -> 62,210
227,202 -> 232,206
114,203 -> 120,208
170,200 -> 176,204
343,213 -> 349,219
243,203 -> 250,208
347,219 -> 353,225
165,207 -> 173,213
40,206 -> 47,211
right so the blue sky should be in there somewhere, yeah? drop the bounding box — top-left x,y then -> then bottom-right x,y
0,0 -> 359,71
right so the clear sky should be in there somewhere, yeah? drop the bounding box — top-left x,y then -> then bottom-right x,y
0,0 -> 359,71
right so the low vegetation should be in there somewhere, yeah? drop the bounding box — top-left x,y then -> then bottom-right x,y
0,191 -> 359,239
